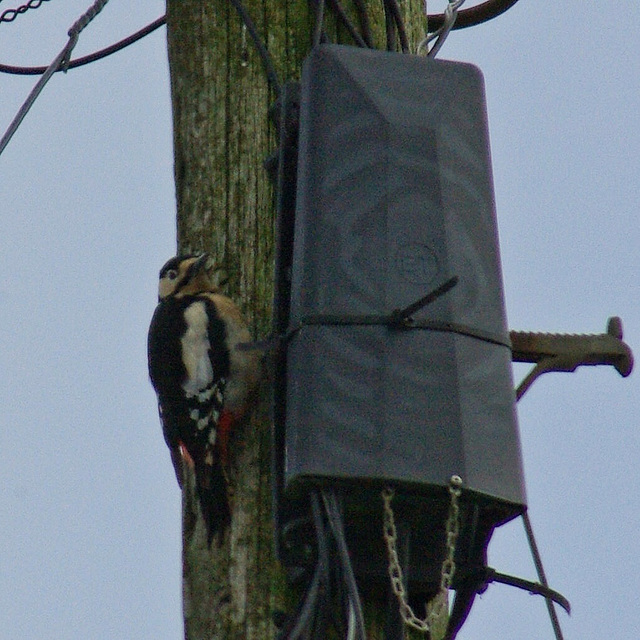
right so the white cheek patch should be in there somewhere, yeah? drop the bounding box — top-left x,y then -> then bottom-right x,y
181,301 -> 214,396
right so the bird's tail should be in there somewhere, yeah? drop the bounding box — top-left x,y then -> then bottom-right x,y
193,449 -> 231,546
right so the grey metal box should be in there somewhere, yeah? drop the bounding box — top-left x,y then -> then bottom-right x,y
285,45 -> 525,514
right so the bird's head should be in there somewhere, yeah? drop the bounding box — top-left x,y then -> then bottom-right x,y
157,254 -> 216,300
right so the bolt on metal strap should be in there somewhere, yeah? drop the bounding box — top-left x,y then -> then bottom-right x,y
382,475 -> 463,635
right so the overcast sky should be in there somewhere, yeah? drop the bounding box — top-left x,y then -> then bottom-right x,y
1,2 -> 638,639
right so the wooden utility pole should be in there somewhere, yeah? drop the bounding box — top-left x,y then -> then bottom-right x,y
165,2 -> 424,638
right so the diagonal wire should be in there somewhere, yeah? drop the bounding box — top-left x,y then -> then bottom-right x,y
311,0 -> 326,48
351,0 -> 373,48
325,0 -> 367,48
228,0 -> 280,93
0,41 -> 73,156
383,0 -> 409,53
522,512 -> 566,640
0,0 -> 109,157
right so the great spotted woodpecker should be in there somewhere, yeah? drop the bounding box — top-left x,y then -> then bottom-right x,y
147,254 -> 260,543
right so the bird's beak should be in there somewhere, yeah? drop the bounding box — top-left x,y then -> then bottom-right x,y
191,253 -> 209,273
183,253 -> 210,286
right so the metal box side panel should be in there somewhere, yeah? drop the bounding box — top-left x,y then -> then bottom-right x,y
285,45 -> 525,508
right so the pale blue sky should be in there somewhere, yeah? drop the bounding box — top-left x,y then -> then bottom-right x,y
1,2 -> 638,638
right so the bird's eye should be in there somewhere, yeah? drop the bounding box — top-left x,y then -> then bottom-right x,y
166,269 -> 178,280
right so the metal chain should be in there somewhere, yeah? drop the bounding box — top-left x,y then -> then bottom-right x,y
431,475 -> 462,623
1,0 -> 51,24
382,475 -> 463,634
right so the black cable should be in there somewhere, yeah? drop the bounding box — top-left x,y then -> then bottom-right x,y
351,0 -> 373,48
284,493 -> 329,640
383,0 -> 409,53
322,490 -> 366,640
325,0 -> 367,48
0,15 -> 166,75
311,0 -> 326,49
486,569 -> 571,615
312,493 -> 331,640
383,1 -> 396,52
429,0 -> 521,31
228,0 -> 280,94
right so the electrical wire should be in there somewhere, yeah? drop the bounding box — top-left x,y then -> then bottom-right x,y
321,490 -> 366,640
325,0 -> 368,48
0,0 -> 109,157
383,1 -> 396,52
428,0 -> 521,31
228,0 -> 280,93
350,0 -> 373,48
0,37 -> 72,156
2,5 -> 280,92
0,15 -> 166,75
383,0 -> 409,53
346,602 -> 357,640
0,0 -> 524,77
420,0 -> 465,57
284,493 -> 329,640
311,0 -> 326,49
522,513 -> 566,640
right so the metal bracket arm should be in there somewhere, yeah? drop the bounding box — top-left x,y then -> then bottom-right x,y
511,317 -> 633,400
